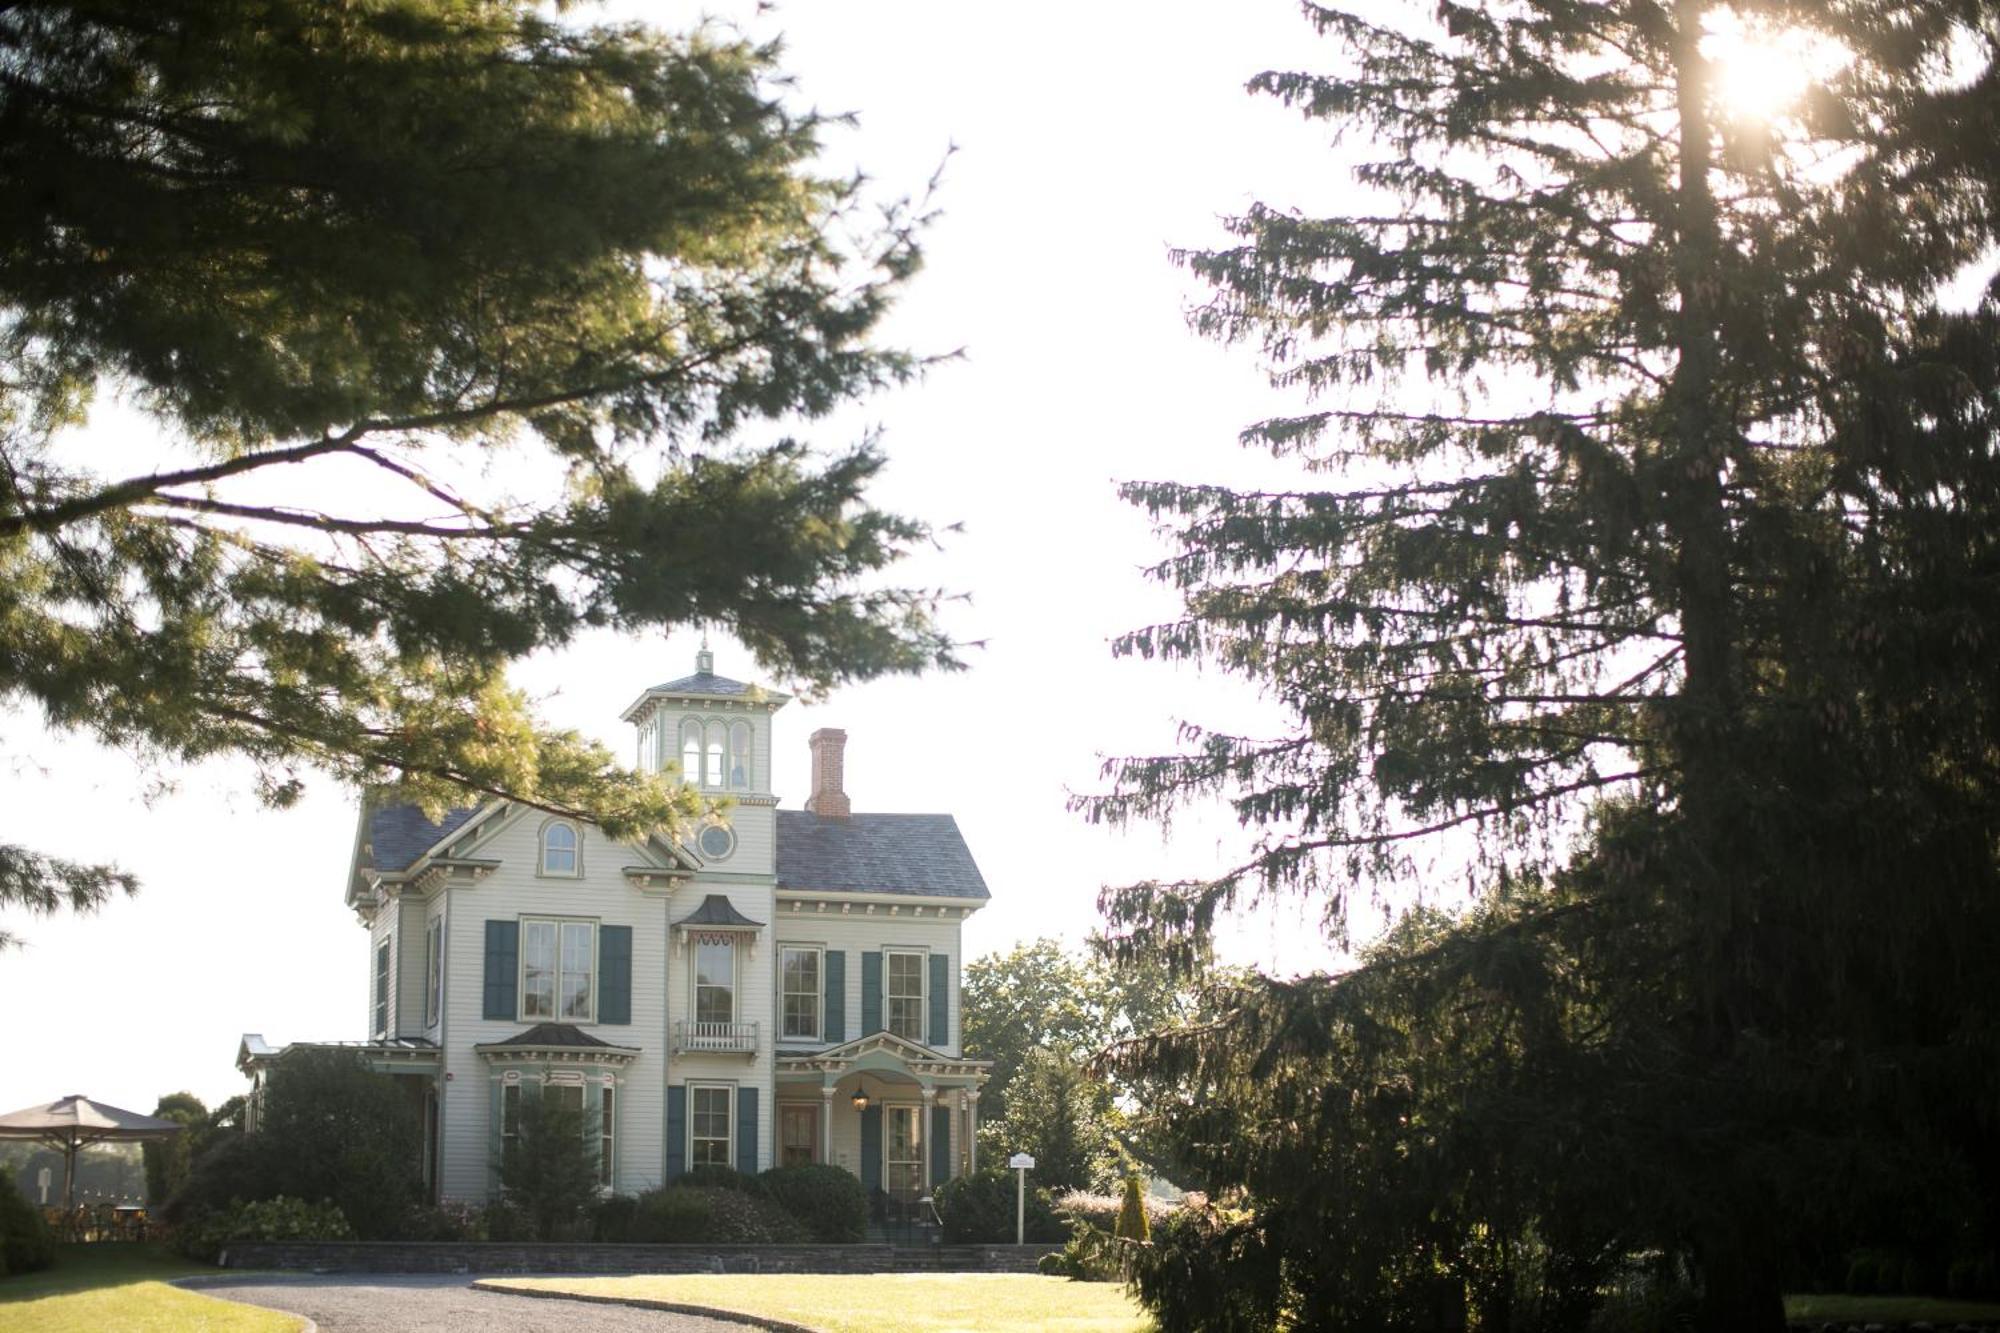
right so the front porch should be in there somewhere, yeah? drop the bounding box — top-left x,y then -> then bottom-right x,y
774,1031 -> 988,1235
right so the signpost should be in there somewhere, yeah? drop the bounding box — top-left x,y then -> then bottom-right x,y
1007,1152 -> 1036,1245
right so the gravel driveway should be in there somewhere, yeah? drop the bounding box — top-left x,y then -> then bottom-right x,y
190,1274 -> 759,1332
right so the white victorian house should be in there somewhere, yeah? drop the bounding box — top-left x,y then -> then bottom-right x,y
238,650 -> 991,1209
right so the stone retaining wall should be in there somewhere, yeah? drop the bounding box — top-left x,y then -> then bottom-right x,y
218,1240 -> 1061,1275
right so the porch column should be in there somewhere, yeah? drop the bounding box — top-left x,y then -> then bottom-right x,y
965,1089 -> 979,1174
819,1084 -> 835,1165
920,1086 -> 937,1193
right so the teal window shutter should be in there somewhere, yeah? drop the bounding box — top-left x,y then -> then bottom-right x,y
599,925 -> 632,1024
736,1086 -> 759,1172
665,1085 -> 686,1180
860,1104 -> 881,1193
824,950 -> 846,1043
931,1102 -> 951,1188
861,951 -> 883,1034
928,953 -> 949,1047
483,920 -> 518,1020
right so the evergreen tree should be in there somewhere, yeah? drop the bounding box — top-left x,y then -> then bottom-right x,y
498,1094 -> 601,1242
1087,1 -> 2000,1329
0,1 -> 954,939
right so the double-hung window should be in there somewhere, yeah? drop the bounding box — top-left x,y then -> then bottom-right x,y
690,1084 -> 733,1167
780,946 -> 822,1042
885,949 -> 926,1042
694,936 -> 735,1025
423,917 -> 443,1027
521,918 -> 596,1022
373,939 -> 392,1038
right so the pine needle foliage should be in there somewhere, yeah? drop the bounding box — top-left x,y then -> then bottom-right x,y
0,1 -> 959,937
1084,0 -> 2000,1329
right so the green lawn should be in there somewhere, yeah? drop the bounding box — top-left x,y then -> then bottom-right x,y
1784,1292 -> 2000,1324
0,1244 -> 301,1333
483,1272 -> 1152,1333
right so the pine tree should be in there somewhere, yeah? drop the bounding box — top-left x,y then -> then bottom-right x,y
0,2 -> 955,937
1086,1 -> 2000,1328
1114,1173 -> 1151,1244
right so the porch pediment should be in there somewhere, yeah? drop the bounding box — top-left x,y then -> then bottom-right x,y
775,1030 -> 991,1083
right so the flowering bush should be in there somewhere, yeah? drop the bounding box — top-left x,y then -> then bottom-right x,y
173,1195 -> 352,1263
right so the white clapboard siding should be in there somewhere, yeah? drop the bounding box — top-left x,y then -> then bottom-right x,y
774,907 -> 967,1057
662,878 -> 777,1172
436,810 -> 672,1202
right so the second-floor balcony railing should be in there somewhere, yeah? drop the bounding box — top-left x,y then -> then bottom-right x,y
675,1020 -> 758,1055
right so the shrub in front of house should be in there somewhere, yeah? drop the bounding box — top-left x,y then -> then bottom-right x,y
757,1164 -> 868,1243
391,1200 -> 483,1242
702,1186 -> 811,1243
622,1186 -> 711,1242
672,1163 -> 759,1193
591,1193 -> 641,1242
173,1196 -> 353,1263
167,1049 -> 422,1240
0,1172 -> 54,1276
934,1166 -> 1064,1244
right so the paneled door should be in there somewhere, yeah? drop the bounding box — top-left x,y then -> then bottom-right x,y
779,1104 -> 818,1167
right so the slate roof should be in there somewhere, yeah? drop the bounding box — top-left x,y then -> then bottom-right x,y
367,803 -> 481,873
645,669 -> 759,698
483,1023 -> 621,1050
674,893 -> 765,929
774,811 -> 990,900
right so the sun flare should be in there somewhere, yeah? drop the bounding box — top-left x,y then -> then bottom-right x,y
1702,11 -> 1850,124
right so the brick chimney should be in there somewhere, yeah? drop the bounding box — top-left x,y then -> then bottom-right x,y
805,728 -> 851,819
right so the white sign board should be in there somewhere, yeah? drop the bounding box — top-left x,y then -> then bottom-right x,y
1007,1152 -> 1036,1170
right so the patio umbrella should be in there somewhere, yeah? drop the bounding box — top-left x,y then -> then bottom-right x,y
0,1094 -> 182,1210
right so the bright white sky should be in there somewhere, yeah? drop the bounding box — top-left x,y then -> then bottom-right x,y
0,0 -> 1372,1114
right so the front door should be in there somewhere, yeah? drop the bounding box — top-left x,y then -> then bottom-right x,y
779,1104 -> 818,1166
884,1105 -> 924,1202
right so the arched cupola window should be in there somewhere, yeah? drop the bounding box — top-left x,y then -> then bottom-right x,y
680,720 -> 704,786
729,721 -> 752,791
705,721 -> 726,788
540,819 -> 580,877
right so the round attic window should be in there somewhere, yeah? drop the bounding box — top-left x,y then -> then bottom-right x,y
698,824 -> 736,861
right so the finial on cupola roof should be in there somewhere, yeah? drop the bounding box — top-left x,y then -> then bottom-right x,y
696,639 -> 714,675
